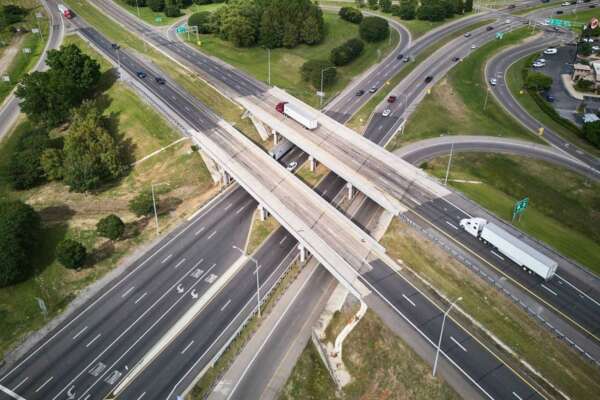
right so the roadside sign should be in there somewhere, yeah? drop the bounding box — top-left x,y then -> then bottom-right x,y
2,75 -> 10,82
36,297 -> 48,317
548,18 -> 572,28
32,28 -> 39,33
155,16 -> 163,23
23,48 -> 31,54
316,91 -> 325,97
538,127 -> 544,136
591,17 -> 599,30
176,25 -> 187,34
513,197 -> 529,221
496,31 -> 504,39
197,40 -> 202,46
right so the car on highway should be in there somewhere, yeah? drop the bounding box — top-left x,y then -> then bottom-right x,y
396,54 -> 403,60
505,19 -> 511,24
593,45 -> 600,52
532,61 -> 545,68
136,71 -> 147,79
382,109 -> 392,117
546,94 -> 555,102
155,76 -> 166,85
508,4 -> 516,8
561,1 -> 570,5
452,56 -> 461,62
536,58 -> 547,64
387,95 -> 397,103
355,89 -> 365,96
424,75 -> 433,83
543,48 -> 558,55
111,43 -> 119,50
590,4 -> 596,7
486,26 -> 494,31
403,56 -> 410,63
489,78 -> 497,86
286,161 -> 298,171
556,10 -> 564,14
470,44 -> 477,49
369,86 -> 378,93
464,32 -> 471,37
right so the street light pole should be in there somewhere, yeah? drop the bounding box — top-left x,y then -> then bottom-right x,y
320,66 -> 335,108
135,0 -> 141,17
232,245 -> 261,317
267,48 -> 271,86
433,297 -> 462,377
443,142 -> 454,186
151,182 -> 169,237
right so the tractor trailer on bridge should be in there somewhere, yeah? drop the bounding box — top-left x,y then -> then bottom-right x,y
58,4 -> 73,19
275,102 -> 318,130
459,217 -> 558,281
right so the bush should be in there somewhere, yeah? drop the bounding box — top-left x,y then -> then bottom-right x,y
576,79 -> 594,92
330,38 -> 364,66
129,190 -> 156,217
300,59 -> 337,89
148,0 -> 165,12
7,128 -> 50,190
97,214 -> 125,240
56,239 -> 87,269
359,16 -> 389,42
189,11 -> 215,33
583,120 -> 600,147
525,72 -> 552,91
164,5 -> 181,17
398,0 -> 417,19
0,200 -> 40,287
379,0 -> 392,12
339,6 -> 363,23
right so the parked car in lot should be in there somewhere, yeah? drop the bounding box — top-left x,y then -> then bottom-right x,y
136,71 -> 147,79
543,48 -> 558,55
593,45 -> 600,52
489,78 -> 497,86
561,1 -> 570,5
583,37 -> 594,43
286,161 -> 298,172
387,95 -> 397,103
369,86 -> 378,93
382,109 -> 391,117
356,89 -> 365,96
425,75 -> 433,83
556,10 -> 564,14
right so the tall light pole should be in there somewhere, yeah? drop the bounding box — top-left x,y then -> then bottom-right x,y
151,182 -> 170,237
232,245 -> 261,317
433,297 -> 462,377
443,142 -> 454,186
320,66 -> 335,108
267,47 -> 271,86
135,0 -> 141,17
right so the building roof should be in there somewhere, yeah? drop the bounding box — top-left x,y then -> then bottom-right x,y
592,61 -> 600,79
583,113 -> 600,123
574,63 -> 592,71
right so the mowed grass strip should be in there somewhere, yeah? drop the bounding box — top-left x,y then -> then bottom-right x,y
422,153 -> 600,273
381,218 -> 600,400
389,28 -> 539,149
0,35 -> 216,359
185,12 -> 398,108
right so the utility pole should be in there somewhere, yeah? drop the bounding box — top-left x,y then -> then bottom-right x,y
151,182 -> 170,237
35,12 -> 44,41
444,142 -> 454,186
135,0 -> 141,17
320,66 -> 335,108
267,47 -> 271,86
433,297 -> 462,377
233,246 -> 261,317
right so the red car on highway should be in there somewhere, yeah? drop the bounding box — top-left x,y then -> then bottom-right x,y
387,95 -> 397,103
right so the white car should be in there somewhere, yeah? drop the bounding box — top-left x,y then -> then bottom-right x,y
543,48 -> 558,55
536,58 -> 547,64
532,61 -> 545,68
561,1 -> 570,6
593,45 -> 600,51
286,161 -> 298,171
489,78 -> 497,86
382,109 -> 391,117
505,19 -> 511,24
583,37 -> 594,43
470,44 -> 477,49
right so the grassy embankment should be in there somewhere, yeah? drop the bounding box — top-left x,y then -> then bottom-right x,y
0,35 -> 216,359
422,153 -> 600,273
0,0 -> 49,103
387,28 -> 542,149
381,215 -> 600,400
346,18 -> 493,132
65,0 -> 264,146
182,12 -> 398,108
113,0 -> 223,26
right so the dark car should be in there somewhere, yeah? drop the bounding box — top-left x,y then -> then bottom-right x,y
155,76 -> 166,85
355,89 -> 365,96
424,76 -> 433,83
590,4 -> 596,7
387,95 -> 397,103
396,54 -> 403,60
546,94 -> 555,102
111,43 -> 119,50
452,56 -> 461,62
486,26 -> 494,31
136,71 -> 147,79
508,4 -> 516,8
556,10 -> 564,14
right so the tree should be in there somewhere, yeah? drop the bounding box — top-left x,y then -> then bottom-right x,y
220,0 -> 260,47
417,0 -> 449,21
575,79 -> 594,92
41,148 -> 64,181
164,0 -> 181,17
583,120 -> 600,147
379,0 -> 392,13
300,5 -> 324,45
359,16 -> 389,42
368,0 -> 378,9
0,200 -> 40,287
189,11 -> 215,33
579,41 -> 593,57
339,7 -> 363,23
300,59 -> 337,88
330,38 -> 364,66
455,0 -> 465,14
97,214 -> 125,240
398,0 -> 417,19
148,0 -> 165,12
56,239 -> 87,269
355,0 -> 365,7
62,101 -> 128,192
129,190 -> 156,217
464,0 -> 473,12
0,4 -> 27,29
525,72 -> 553,91
8,128 -> 50,190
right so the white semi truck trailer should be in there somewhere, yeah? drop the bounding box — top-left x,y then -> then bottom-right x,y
459,217 -> 558,281
275,102 -> 318,130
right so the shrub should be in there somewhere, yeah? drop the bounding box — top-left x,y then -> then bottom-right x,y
129,190 -> 156,217
164,5 -> 181,17
56,239 -> 87,269
359,16 -> 389,42
576,79 -> 594,92
97,214 -> 125,240
525,72 -> 552,91
339,7 -> 363,23
189,11 -> 215,33
7,128 -> 50,190
583,120 -> 600,147
300,59 -> 337,89
330,38 -> 365,66
148,0 -> 165,12
379,0 -> 392,13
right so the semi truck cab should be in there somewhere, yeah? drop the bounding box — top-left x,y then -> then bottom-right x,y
459,217 -> 487,238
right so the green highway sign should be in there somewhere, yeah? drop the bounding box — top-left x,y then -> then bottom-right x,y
512,197 -> 529,220
495,31 -> 504,39
155,16 -> 163,22
548,18 -> 572,28
176,25 -> 187,33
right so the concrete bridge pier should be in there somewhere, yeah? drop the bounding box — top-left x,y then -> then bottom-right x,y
309,155 -> 317,172
346,182 -> 354,201
272,129 -> 279,145
258,204 -> 269,221
298,244 -> 308,263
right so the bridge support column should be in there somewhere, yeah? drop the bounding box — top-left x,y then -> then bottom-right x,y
309,155 -> 317,172
242,110 -> 270,141
298,244 -> 307,263
346,182 -> 354,201
273,129 -> 279,145
221,169 -> 232,186
258,204 -> 268,221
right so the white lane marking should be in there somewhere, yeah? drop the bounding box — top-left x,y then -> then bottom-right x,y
556,274 -> 600,307
174,258 -> 186,269
402,294 -> 416,307
541,284 -> 558,296
207,231 -> 217,240
513,392 -> 523,400
82,395 -> 91,400
235,205 -> 246,214
134,292 -> 148,304
195,226 -> 206,236
220,299 -> 232,311
450,336 -> 467,352
72,326 -> 88,340
491,250 -> 504,261
0,384 -> 26,400
86,334 -> 101,348
161,254 -> 173,263
445,221 -> 458,230
193,258 -> 204,269
279,235 -> 287,245
11,377 -> 28,391
121,287 -> 135,298
35,377 -> 53,393
136,392 -> 146,400
224,202 -> 233,210
180,340 -> 194,355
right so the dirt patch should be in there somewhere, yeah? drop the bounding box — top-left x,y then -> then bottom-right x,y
433,78 -> 470,125
0,35 -> 25,76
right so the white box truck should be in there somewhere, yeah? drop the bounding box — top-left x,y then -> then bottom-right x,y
275,102 -> 318,130
268,138 -> 294,160
459,217 -> 558,281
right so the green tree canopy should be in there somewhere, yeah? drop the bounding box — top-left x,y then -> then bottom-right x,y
583,120 -> 600,147
8,128 -> 50,190
129,190 -> 156,217
189,11 -> 216,33
96,214 -> 125,240
525,72 -> 553,91
300,59 -> 337,89
330,38 -> 364,66
339,7 -> 363,24
56,239 -> 87,269
359,16 -> 389,42
379,0 -> 392,13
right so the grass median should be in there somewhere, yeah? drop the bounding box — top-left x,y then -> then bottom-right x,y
422,152 -> 600,274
